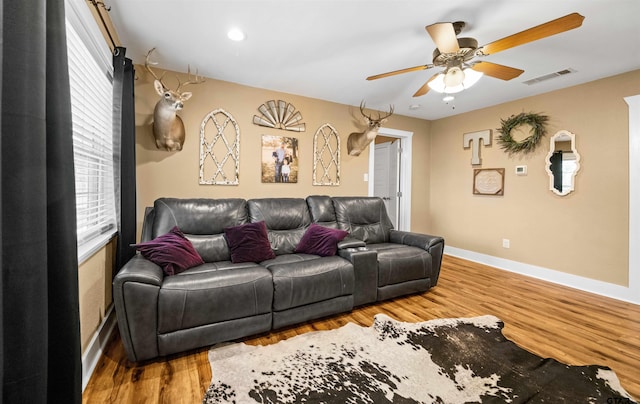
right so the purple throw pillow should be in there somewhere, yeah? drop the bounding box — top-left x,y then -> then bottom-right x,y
132,226 -> 204,276
295,223 -> 349,256
224,221 -> 276,263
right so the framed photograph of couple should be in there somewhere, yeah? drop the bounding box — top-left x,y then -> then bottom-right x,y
261,135 -> 299,183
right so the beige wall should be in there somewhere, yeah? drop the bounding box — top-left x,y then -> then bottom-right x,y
134,64 -> 638,288
78,239 -> 116,353
429,70 -> 640,287
134,67 -> 431,239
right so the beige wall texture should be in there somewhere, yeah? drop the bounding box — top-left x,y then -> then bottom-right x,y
134,67 -> 432,239
429,70 -> 640,287
79,67 -> 638,356
78,239 -> 116,353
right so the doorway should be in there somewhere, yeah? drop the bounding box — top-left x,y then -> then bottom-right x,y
374,140 -> 400,228
368,127 -> 413,231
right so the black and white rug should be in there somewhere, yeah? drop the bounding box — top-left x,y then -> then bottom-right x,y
203,314 -> 636,403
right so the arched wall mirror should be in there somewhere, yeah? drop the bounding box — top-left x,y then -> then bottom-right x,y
545,130 -> 580,196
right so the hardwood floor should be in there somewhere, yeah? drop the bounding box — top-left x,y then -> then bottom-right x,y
83,255 -> 640,403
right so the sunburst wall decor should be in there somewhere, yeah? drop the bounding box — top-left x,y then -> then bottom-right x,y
253,100 -> 305,132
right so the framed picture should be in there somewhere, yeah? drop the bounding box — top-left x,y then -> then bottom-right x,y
473,168 -> 505,195
261,135 -> 299,183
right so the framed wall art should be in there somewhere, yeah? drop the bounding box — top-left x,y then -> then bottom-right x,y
473,168 -> 505,195
261,135 -> 299,183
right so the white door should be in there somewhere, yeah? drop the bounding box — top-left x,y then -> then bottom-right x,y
374,141 -> 400,228
368,127 -> 412,231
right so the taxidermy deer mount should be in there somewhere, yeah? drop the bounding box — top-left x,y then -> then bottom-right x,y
347,102 -> 394,156
145,48 -> 205,151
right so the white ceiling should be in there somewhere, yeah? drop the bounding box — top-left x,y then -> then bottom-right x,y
106,0 -> 640,120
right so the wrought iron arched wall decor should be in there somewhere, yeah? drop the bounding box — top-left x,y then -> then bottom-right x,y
199,109 -> 240,185
313,123 -> 340,186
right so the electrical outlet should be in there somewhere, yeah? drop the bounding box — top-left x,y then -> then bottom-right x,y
363,173 -> 369,182
502,239 -> 510,248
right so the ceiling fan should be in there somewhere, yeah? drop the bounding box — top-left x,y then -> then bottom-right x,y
367,13 -> 585,97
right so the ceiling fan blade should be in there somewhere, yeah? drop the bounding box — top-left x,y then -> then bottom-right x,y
480,12 -> 584,55
366,64 -> 433,81
471,61 -> 524,81
413,74 -> 439,97
426,22 -> 460,53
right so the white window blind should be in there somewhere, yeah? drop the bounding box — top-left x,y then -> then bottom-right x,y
66,15 -> 117,260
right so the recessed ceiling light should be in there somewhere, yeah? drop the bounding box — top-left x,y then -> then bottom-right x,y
227,28 -> 245,41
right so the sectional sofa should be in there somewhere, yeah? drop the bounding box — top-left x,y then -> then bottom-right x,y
113,196 -> 444,362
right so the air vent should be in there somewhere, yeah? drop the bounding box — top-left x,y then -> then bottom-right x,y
523,68 -> 576,85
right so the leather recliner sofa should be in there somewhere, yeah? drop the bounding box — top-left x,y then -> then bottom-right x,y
113,196 -> 444,362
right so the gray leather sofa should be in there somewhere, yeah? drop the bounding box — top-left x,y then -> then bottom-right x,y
113,196 -> 444,362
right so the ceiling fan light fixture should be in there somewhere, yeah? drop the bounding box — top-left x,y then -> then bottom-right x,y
444,66 -> 464,87
428,73 -> 463,94
428,67 -> 483,94
462,67 -> 483,87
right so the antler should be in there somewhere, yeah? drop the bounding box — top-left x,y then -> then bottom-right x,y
145,48 -> 167,89
145,48 -> 205,92
359,101 -> 394,123
359,101 -> 371,121
176,65 -> 205,92
377,105 -> 394,121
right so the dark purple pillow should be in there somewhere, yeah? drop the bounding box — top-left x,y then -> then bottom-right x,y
132,226 -> 204,276
224,221 -> 276,263
295,223 -> 349,256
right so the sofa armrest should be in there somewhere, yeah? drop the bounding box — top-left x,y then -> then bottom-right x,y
338,247 -> 378,306
114,253 -> 164,286
337,236 -> 366,249
113,254 -> 164,362
390,230 -> 445,285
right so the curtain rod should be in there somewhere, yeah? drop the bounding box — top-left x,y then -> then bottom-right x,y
87,0 -> 117,52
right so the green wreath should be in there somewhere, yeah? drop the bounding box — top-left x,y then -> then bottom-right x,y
497,112 -> 549,154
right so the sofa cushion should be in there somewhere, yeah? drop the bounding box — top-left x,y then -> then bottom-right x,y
368,243 -> 432,287
224,221 -> 276,263
151,198 -> 248,262
306,195 -> 339,228
295,224 -> 349,256
158,264 -> 273,333
332,197 -> 393,244
248,198 -> 311,255
132,226 -> 204,276
267,256 -> 354,311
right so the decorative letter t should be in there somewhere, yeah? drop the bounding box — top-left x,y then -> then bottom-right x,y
463,130 -> 492,165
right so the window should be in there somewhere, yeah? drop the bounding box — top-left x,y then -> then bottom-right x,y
66,0 -> 117,262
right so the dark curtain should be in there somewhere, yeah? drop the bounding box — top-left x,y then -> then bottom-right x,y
1,0 -> 82,403
113,47 -> 137,274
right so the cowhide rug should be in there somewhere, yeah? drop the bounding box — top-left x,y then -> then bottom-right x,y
203,314 -> 636,403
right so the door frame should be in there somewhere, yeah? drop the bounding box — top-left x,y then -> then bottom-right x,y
368,127 -> 413,231
625,94 -> 639,303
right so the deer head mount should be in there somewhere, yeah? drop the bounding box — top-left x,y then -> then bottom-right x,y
347,102 -> 394,156
145,48 -> 205,151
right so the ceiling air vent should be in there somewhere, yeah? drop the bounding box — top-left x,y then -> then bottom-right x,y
523,68 -> 576,85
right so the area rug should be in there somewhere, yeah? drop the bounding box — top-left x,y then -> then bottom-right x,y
203,314 -> 636,403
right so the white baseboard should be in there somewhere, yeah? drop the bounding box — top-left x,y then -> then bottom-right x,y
82,305 -> 117,392
445,246 -> 640,305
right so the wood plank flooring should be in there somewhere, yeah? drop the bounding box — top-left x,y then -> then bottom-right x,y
83,255 -> 640,403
